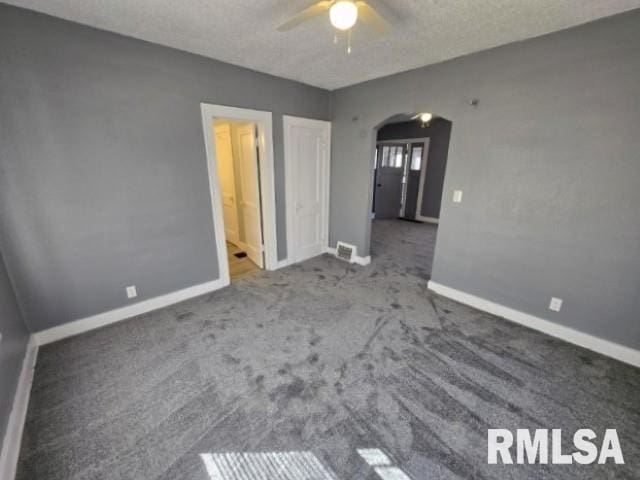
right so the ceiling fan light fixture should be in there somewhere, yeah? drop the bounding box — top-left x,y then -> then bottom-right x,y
330,1 -> 358,30
419,113 -> 433,123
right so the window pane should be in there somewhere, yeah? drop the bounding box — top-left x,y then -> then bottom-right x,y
410,146 -> 423,171
381,146 -> 390,167
374,146 -> 379,169
394,147 -> 403,168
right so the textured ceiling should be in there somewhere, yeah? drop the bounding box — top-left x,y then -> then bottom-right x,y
5,0 -> 640,89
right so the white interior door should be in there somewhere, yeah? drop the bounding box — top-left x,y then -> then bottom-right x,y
284,116 -> 330,264
236,123 -> 264,268
213,123 -> 239,245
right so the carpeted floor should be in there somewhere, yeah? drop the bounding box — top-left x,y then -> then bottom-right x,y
17,220 -> 639,479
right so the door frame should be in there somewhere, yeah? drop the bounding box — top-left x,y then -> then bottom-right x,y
375,137 -> 432,221
412,138 -> 438,224
213,122 -> 241,246
283,115 -> 331,265
200,103 -> 278,285
234,121 -> 265,268
373,140 -> 409,219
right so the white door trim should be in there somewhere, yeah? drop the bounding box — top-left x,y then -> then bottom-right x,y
413,137 -> 436,223
376,137 -> 431,145
200,104 -> 278,283
0,337 -> 38,480
283,115 -> 331,265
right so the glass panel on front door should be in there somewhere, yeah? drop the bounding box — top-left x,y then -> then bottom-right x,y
410,145 -> 423,171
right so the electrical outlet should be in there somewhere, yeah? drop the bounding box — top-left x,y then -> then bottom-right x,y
126,285 -> 137,299
453,190 -> 463,203
549,297 -> 563,312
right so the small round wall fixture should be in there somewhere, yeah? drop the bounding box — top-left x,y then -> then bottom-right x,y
330,1 -> 359,30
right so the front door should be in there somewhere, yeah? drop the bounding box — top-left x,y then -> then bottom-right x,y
373,143 -> 406,219
236,123 -> 264,268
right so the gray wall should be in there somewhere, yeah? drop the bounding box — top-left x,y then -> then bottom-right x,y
0,253 -> 31,449
330,9 -> 640,349
377,119 -> 453,218
0,4 -> 330,332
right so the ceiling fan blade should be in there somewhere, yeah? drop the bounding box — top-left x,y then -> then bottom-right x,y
355,1 -> 390,35
277,1 -> 333,32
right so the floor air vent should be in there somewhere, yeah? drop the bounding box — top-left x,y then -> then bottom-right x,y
335,241 -> 356,263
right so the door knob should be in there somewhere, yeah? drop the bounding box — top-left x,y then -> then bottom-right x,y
377,183 -> 382,187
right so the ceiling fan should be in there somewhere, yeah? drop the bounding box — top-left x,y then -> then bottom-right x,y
411,113 -> 433,125
277,1 -> 390,52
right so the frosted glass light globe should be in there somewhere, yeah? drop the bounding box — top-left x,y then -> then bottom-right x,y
330,1 -> 358,31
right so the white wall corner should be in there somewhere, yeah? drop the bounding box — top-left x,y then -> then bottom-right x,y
0,336 -> 38,480
34,277 -> 229,346
427,280 -> 640,368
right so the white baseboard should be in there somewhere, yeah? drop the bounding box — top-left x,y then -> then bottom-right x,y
324,247 -> 371,266
2,278 -> 230,476
274,259 -> 291,270
276,249 -> 372,269
354,255 -> 372,266
428,281 -> 640,368
275,243 -> 374,270
34,278 -> 229,346
415,215 -> 439,224
0,336 -> 38,480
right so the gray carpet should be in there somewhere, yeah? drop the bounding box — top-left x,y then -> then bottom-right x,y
17,220 -> 640,479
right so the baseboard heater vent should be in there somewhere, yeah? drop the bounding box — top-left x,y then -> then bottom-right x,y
335,241 -> 356,263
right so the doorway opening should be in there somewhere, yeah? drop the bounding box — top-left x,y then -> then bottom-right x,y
200,104 -> 278,286
213,119 -> 263,281
369,113 -> 452,279
373,138 -> 430,221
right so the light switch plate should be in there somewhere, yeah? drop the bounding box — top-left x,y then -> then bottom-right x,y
453,190 -> 463,203
549,297 -> 563,312
126,285 -> 137,299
